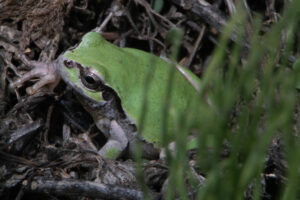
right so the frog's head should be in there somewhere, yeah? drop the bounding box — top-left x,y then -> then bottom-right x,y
57,54 -> 110,104
57,32 -> 119,105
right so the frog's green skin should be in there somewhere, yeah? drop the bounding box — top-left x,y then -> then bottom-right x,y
56,32 -> 201,159
10,31 -> 201,159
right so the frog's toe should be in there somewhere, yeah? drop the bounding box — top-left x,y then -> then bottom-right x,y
25,73 -> 60,95
159,142 -> 176,161
10,69 -> 39,89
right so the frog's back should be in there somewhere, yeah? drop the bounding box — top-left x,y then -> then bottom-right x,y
119,47 -> 199,145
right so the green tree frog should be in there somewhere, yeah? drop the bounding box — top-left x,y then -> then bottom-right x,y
11,32 -> 201,159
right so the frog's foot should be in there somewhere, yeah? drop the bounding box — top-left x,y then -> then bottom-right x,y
98,120 -> 128,159
10,54 -> 60,95
160,136 -> 197,160
159,142 -> 176,160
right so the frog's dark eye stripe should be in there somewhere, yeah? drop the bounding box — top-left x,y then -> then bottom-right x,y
102,90 -> 113,101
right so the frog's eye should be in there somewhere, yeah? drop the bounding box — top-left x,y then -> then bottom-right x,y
80,68 -> 104,91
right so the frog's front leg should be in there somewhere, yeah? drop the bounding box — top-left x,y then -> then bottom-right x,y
97,119 -> 128,159
10,55 -> 60,95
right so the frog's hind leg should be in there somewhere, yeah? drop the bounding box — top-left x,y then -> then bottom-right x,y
98,120 -> 128,159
